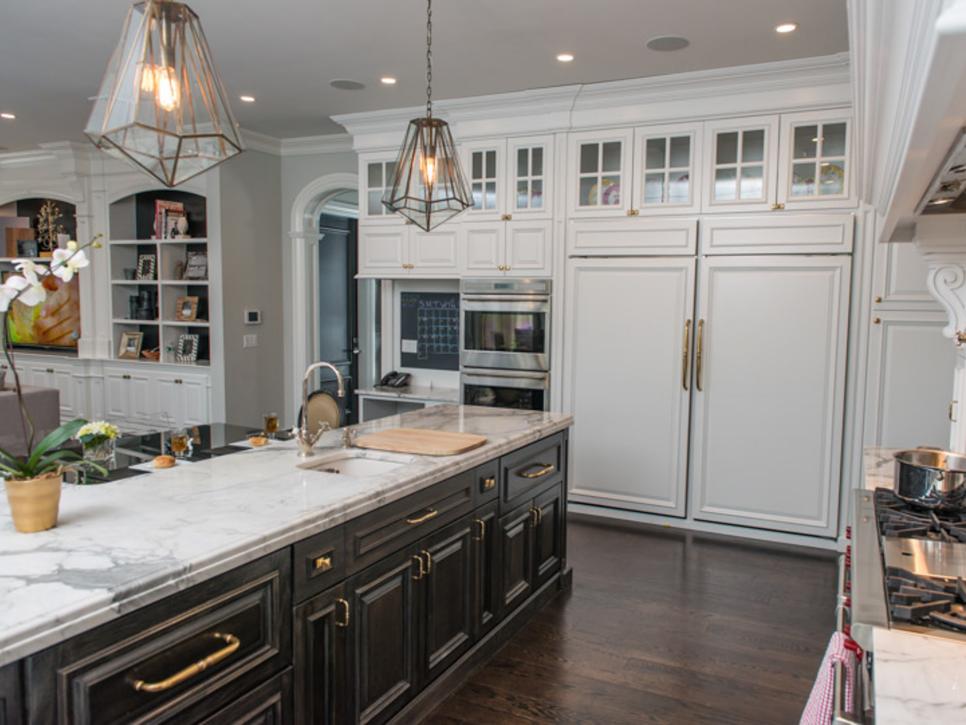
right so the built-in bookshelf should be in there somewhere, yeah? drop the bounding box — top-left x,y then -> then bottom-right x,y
108,191 -> 212,366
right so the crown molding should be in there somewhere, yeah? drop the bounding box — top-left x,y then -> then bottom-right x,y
240,127 -> 283,155
280,133 -> 354,157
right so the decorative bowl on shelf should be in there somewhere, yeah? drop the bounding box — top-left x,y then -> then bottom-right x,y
141,348 -> 161,361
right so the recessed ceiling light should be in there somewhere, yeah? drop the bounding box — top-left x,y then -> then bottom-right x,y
775,22 -> 798,33
646,35 -> 690,52
380,77 -> 397,85
0,113 -> 15,120
239,95 -> 255,103
330,79 -> 366,90
556,53 -> 574,63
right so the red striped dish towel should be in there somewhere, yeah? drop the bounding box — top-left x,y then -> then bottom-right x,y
800,632 -> 856,725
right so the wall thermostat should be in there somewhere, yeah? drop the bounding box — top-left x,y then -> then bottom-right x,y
244,308 -> 262,325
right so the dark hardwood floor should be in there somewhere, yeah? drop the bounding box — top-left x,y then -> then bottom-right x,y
426,516 -> 837,724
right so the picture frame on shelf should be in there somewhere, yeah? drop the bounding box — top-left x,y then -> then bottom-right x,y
136,254 -> 156,280
175,295 -> 199,321
118,331 -> 143,360
184,251 -> 207,280
16,239 -> 38,258
173,260 -> 185,280
176,333 -> 200,363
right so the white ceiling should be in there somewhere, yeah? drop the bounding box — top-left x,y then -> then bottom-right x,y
0,0 -> 848,151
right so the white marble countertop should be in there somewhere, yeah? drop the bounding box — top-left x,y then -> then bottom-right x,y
355,385 -> 461,403
0,405 -> 571,666
862,447 -> 966,724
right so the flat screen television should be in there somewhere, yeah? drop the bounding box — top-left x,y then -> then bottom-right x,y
6,274 -> 80,351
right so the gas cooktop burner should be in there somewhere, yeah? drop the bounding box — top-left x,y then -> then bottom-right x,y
875,488 -> 966,542
886,567 -> 966,632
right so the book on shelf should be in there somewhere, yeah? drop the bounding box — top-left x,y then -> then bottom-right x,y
154,200 -> 184,240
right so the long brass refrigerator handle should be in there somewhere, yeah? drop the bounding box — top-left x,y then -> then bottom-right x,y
696,319 -> 705,392
681,319 -> 692,391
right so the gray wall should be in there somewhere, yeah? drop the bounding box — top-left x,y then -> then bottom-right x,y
219,150 -> 283,425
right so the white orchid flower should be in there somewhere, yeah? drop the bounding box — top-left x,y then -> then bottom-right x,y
51,241 -> 90,282
0,273 -> 46,311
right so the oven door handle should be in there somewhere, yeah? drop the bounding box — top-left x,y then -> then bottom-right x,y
461,294 -> 550,303
832,661 -> 863,725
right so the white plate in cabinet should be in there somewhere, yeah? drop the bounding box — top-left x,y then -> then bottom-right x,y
688,255 -> 850,536
409,227 -> 461,276
702,115 -> 780,213
777,109 -> 854,210
358,226 -> 408,277
567,128 -> 634,218
568,218 -> 697,256
699,213 -> 854,255
564,257 -> 695,516
505,221 -> 552,276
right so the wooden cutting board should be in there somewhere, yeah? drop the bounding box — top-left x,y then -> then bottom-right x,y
354,428 -> 487,456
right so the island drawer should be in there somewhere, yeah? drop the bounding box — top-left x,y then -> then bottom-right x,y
24,550 -> 291,725
346,470 -> 475,574
293,524 -> 345,603
500,433 -> 565,507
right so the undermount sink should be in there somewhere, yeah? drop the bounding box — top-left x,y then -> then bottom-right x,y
298,449 -> 415,478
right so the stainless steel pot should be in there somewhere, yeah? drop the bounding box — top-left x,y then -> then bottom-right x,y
894,449 -> 966,510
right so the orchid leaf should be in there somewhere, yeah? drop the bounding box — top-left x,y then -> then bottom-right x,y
25,418 -> 86,471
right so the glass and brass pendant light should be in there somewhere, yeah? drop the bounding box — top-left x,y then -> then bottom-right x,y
85,0 -> 243,187
383,0 -> 471,231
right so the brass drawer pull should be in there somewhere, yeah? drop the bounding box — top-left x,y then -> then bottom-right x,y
482,476 -> 496,491
405,508 -> 439,525
313,554 -> 333,572
519,463 -> 554,479
473,518 -> 486,542
122,374 -> 132,380
412,554 -> 425,580
336,598 -> 350,627
695,319 -> 705,392
45,367 -> 55,374
131,632 -> 240,693
681,319 -> 692,391
529,506 -> 539,526
421,550 -> 433,575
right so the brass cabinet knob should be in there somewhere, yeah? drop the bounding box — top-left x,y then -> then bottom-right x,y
313,554 -> 333,572
122,374 -> 132,380
501,213 -> 512,221
770,202 -> 786,211
46,367 -> 55,374
482,476 -> 496,491
873,317 -> 881,325
626,208 -> 639,217
874,296 -> 883,303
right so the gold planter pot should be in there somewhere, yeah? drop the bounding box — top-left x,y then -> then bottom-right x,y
4,472 -> 62,533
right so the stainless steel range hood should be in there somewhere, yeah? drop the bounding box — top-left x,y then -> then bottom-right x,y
917,128 -> 966,215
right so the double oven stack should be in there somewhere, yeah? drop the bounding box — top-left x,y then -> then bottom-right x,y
459,279 -> 551,411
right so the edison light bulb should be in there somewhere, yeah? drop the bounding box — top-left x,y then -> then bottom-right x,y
421,155 -> 437,186
140,64 -> 180,112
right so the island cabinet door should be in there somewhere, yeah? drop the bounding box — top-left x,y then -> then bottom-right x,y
345,547 -> 421,725
415,516 -> 476,686
533,483 -> 564,588
293,583 -> 349,725
0,662 -> 22,725
497,500 -> 535,617
472,500 -> 502,639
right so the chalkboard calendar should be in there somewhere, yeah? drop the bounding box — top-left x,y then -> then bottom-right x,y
400,292 -> 460,370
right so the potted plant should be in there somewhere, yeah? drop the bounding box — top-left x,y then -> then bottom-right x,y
0,237 -> 106,533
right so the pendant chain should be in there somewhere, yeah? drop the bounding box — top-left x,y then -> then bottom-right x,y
425,0 -> 432,118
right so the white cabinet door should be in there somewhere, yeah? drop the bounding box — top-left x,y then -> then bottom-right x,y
565,257 -> 695,516
703,115 -> 780,212
866,311 -> 954,449
506,135 -> 553,220
567,129 -> 634,218
777,109 -> 854,210
359,154 -> 400,224
24,363 -> 74,421
689,256 -> 850,536
463,222 -> 505,276
699,213 -> 854,255
180,376 -> 209,425
461,140 -> 505,221
505,221 -> 552,276
156,374 -> 209,427
409,227 -> 461,276
633,122 -> 703,215
358,226 -> 409,277
103,368 -> 153,431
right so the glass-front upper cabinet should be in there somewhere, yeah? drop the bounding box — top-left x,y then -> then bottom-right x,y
461,141 -> 505,221
777,109 -> 853,209
359,153 -> 400,224
633,123 -> 703,215
702,115 -> 779,212
506,135 -> 554,220
568,128 -> 634,217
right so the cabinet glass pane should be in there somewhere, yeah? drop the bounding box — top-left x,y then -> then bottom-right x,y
472,152 -> 483,179
368,191 -> 383,215
602,142 -> 621,172
669,136 -> 690,168
794,126 -> 818,159
517,148 -> 528,177
579,176 -> 597,205
739,165 -> 763,198
645,138 -> 666,169
532,147 -> 543,176
823,123 -> 847,157
601,177 -> 621,205
485,182 -> 496,208
668,170 -> 690,203
485,151 -> 496,178
716,132 -> 738,164
517,180 -> 529,208
580,144 -> 598,174
792,162 -> 816,196
367,163 -> 382,187
644,173 -> 665,204
714,168 -> 737,200
472,182 -> 483,208
531,179 -> 543,208
742,130 -> 764,162
819,160 -> 846,196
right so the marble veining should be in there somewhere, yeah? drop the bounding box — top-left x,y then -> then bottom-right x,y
0,405 -> 572,666
862,446 -> 899,491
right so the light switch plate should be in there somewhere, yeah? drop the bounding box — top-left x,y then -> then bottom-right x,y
243,333 -> 258,348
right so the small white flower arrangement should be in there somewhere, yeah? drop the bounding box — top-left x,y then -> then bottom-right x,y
76,421 -> 120,448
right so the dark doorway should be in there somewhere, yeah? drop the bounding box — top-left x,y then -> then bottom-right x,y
316,211 -> 359,423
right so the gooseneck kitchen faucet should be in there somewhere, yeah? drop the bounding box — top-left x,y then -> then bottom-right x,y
295,361 -> 345,458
